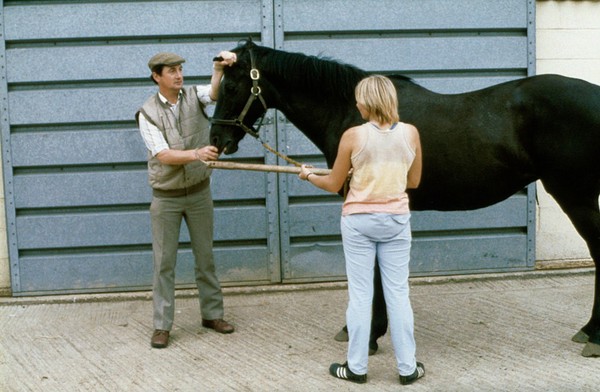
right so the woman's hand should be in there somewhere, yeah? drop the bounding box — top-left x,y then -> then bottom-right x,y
299,164 -> 314,181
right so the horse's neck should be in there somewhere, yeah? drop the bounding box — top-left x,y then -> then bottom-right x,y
262,55 -> 362,159
272,85 -> 359,161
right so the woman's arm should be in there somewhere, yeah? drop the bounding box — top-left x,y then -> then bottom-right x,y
299,128 -> 356,193
406,124 -> 422,189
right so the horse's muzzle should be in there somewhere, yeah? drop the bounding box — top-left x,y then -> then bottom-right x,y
211,136 -> 238,155
222,142 -> 238,155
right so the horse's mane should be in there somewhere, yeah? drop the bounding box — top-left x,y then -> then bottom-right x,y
235,40 -> 418,100
239,41 -> 368,100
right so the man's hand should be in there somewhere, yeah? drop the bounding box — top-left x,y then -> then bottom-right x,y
213,51 -> 237,72
196,145 -> 220,161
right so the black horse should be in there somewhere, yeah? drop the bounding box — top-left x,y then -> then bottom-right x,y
210,40 -> 600,357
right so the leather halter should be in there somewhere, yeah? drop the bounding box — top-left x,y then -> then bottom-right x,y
211,50 -> 268,139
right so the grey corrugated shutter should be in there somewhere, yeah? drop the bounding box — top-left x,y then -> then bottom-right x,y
1,0 -> 535,295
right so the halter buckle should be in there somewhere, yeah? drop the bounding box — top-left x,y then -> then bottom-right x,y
250,68 -> 260,80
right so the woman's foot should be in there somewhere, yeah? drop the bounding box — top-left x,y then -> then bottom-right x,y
329,362 -> 367,384
399,362 -> 425,385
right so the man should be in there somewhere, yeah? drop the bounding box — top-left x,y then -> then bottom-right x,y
136,50 -> 236,348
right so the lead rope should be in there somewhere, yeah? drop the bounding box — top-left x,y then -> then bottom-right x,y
264,135 -> 350,198
260,139 -> 302,167
247,115 -> 352,197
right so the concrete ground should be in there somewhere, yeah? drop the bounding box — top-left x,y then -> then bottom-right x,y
1,268 -> 599,392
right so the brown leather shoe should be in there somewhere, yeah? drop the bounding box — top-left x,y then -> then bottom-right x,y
202,319 -> 235,334
151,329 -> 169,348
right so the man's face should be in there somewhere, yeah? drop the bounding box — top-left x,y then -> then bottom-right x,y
154,64 -> 184,91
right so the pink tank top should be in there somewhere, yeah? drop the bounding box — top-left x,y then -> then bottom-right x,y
342,122 -> 416,216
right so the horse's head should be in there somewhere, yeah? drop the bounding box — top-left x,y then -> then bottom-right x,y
211,40 -> 368,157
210,39 -> 271,155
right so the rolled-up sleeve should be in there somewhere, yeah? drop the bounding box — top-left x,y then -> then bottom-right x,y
138,112 -> 169,157
196,84 -> 214,106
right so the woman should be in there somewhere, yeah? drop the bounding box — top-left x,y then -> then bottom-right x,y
299,75 -> 424,385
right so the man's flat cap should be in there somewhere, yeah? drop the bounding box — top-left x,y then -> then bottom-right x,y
148,52 -> 186,70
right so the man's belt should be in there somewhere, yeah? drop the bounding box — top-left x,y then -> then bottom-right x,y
152,178 -> 209,198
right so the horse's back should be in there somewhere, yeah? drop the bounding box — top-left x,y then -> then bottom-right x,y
402,74 -> 600,210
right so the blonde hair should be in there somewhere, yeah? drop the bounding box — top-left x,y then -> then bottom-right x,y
355,75 -> 400,124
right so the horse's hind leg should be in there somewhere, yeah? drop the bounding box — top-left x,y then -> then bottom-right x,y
565,212 -> 599,357
369,259 -> 388,354
543,182 -> 600,357
334,258 -> 388,356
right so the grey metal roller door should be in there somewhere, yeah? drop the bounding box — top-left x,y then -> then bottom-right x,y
1,0 -> 535,295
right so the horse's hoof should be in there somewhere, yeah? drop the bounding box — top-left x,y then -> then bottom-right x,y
572,329 -> 589,343
582,341 -> 600,357
334,328 -> 349,342
368,341 -> 378,356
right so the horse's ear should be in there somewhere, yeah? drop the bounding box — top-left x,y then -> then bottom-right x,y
237,37 -> 256,49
